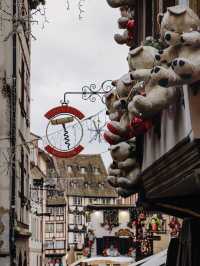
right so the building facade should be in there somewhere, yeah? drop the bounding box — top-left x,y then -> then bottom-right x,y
30,133 -> 49,266
54,154 -> 118,263
41,154 -> 67,266
44,190 -> 67,266
0,1 -> 29,265
0,0 -> 45,265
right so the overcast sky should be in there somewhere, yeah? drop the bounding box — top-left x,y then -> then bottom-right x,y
30,0 -> 129,166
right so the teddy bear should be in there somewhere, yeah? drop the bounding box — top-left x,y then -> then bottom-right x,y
158,5 -> 200,47
106,0 -> 135,8
127,46 -> 158,79
128,74 -> 180,118
155,6 -> 200,67
104,80 -> 150,144
107,140 -> 141,197
104,45 -> 159,144
153,6 -> 200,87
105,73 -> 135,122
125,44 -> 180,118
104,73 -> 136,144
127,6 -> 200,118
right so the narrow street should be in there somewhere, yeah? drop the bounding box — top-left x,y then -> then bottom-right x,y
0,1 -> 200,266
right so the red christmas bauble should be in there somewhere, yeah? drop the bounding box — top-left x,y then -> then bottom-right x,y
131,117 -> 152,136
127,19 -> 135,30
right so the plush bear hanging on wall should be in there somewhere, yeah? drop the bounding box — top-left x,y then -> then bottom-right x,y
104,2 -> 200,197
153,6 -> 200,88
107,139 -> 141,197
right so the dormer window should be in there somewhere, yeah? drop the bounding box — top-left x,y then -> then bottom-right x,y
70,181 -> 77,188
98,182 -> 104,188
81,167 -> 86,174
67,166 -> 72,173
94,167 -> 100,175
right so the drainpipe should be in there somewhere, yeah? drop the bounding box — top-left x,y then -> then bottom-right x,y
10,0 -> 17,265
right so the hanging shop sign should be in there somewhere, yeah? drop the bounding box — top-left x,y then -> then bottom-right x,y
44,105 -> 85,158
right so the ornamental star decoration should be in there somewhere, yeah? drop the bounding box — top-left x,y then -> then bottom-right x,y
87,116 -> 107,144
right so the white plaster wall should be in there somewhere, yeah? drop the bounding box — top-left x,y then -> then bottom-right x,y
142,89 -> 192,170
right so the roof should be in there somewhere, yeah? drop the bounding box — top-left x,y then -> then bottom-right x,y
30,163 -> 47,180
30,132 -> 41,140
54,154 -> 117,198
38,148 -> 52,162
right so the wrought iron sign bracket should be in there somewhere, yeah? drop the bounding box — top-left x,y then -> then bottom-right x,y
60,80 -> 114,105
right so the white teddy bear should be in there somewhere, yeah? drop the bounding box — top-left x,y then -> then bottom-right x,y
153,6 -> 200,87
127,45 -> 159,85
104,73 -> 137,144
107,140 -> 141,197
106,0 -> 134,8
105,73 -> 134,121
128,76 -> 180,118
126,44 -> 180,118
158,5 -> 200,47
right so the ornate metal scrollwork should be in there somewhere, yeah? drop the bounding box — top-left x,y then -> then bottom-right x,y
61,80 -> 114,105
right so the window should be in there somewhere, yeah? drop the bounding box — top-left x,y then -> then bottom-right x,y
46,207 -> 53,215
67,166 -> 72,173
20,147 -> 25,200
46,241 -> 54,249
106,198 -> 111,204
99,182 -> 104,188
46,223 -> 54,233
78,214 -> 82,225
70,181 -> 77,188
73,197 -> 82,205
85,212 -> 91,223
55,240 -> 65,249
102,198 -> 106,204
56,223 -> 64,233
74,233 -> 82,244
80,167 -> 86,174
59,207 -> 64,215
103,209 -> 118,225
55,207 -> 60,215
74,233 -> 78,243
94,167 -> 100,175
74,214 -> 82,225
